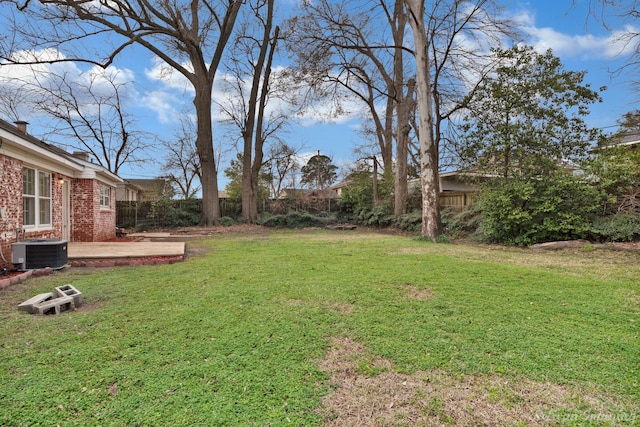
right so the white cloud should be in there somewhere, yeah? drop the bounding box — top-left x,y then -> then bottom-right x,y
515,9 -> 638,60
144,54 -> 370,128
0,49 -> 139,120
140,90 -> 182,124
145,56 -> 193,93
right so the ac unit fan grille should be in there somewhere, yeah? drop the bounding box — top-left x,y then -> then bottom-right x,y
12,239 -> 68,270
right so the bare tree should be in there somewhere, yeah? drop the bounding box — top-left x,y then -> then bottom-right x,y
426,0 -> 515,172
217,0 -> 286,223
1,0 -> 242,225
32,68 -> 148,174
0,83 -> 30,122
0,63 -> 149,174
160,116 -> 201,199
287,0 -> 514,220
583,1 -> 640,92
265,142 -> 299,198
287,0 -> 414,217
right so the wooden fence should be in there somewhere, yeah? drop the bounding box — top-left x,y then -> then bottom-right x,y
439,191 -> 478,211
117,192 -> 477,228
117,197 -> 343,228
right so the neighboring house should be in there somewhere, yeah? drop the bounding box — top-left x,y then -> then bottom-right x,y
437,171 -> 492,210
330,178 -> 353,198
115,180 -> 146,202
0,118 -> 122,269
332,171 -> 487,211
407,170 -> 493,210
121,178 -> 173,202
615,129 -> 640,149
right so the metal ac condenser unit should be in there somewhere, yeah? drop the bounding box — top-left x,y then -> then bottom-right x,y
11,239 -> 68,270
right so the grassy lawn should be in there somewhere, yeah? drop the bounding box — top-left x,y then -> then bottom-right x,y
1,230 -> 638,426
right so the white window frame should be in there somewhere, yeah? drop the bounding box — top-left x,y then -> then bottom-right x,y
23,167 -> 52,229
100,184 -> 111,210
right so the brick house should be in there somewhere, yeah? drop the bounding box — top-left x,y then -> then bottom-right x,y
0,118 -> 122,269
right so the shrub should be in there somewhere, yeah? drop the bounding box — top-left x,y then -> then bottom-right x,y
220,216 -> 235,226
339,170 -> 394,214
395,211 -> 422,233
257,211 -> 335,228
590,212 -> 640,242
148,198 -> 201,228
479,172 -> 601,246
441,204 -> 483,239
355,206 -> 394,227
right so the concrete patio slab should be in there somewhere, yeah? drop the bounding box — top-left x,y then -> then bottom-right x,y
68,241 -> 185,259
127,232 -> 173,239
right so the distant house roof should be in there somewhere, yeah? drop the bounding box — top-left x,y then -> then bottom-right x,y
408,170 -> 496,193
122,178 -> 173,201
618,130 -> 640,147
590,129 -> 640,154
126,178 -> 167,189
331,178 -> 354,190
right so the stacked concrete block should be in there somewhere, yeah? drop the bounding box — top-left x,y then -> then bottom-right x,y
18,293 -> 54,314
18,284 -> 82,315
32,295 -> 75,315
54,284 -> 83,307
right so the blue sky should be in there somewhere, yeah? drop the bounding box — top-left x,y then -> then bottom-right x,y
1,1 -> 638,190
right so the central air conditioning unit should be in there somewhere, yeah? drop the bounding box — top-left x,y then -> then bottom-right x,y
12,239 -> 68,270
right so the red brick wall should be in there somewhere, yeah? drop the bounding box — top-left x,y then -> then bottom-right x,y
95,183 -> 116,241
71,179 -> 94,242
0,155 -> 22,268
1,153 -> 115,269
71,179 -> 115,242
0,156 -> 72,269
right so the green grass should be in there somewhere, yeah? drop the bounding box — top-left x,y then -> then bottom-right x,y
0,230 -> 638,426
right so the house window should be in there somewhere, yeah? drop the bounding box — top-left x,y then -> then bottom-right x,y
23,168 -> 51,228
100,184 -> 111,209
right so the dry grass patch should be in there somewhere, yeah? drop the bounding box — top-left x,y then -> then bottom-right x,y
286,298 -> 356,315
318,337 -> 637,426
399,284 -> 433,301
286,298 -> 306,307
325,302 -> 356,315
621,289 -> 640,310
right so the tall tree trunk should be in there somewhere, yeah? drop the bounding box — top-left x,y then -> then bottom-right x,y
406,0 -> 442,240
241,133 -> 256,223
194,80 -> 221,226
381,96 -> 395,169
393,0 -> 409,218
241,0 -> 277,224
372,155 -> 380,206
251,25 -> 279,222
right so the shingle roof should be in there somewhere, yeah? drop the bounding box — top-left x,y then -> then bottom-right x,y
0,117 -> 121,183
0,118 -> 77,161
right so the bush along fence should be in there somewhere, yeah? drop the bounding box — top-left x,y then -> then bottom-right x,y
117,197 -> 344,229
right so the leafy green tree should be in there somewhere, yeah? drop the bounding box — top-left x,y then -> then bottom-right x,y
339,169 -> 393,212
300,153 -> 338,189
339,168 -> 395,227
459,46 -> 605,245
460,46 -> 602,180
224,153 -> 271,201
